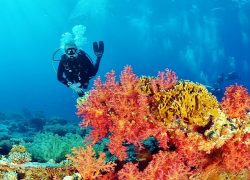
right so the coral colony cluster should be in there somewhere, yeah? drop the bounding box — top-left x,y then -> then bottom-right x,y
1,66 -> 250,179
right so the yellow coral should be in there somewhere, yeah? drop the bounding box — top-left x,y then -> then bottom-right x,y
10,145 -> 26,153
9,145 -> 31,164
195,110 -> 250,153
198,110 -> 239,152
137,76 -> 153,96
156,81 -> 219,127
191,164 -> 249,180
76,91 -> 90,105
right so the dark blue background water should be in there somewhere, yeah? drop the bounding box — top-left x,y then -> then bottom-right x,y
0,0 -> 249,120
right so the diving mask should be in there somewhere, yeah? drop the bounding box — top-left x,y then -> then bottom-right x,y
66,48 -> 78,58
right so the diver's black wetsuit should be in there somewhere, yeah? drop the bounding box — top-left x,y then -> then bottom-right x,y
57,50 -> 101,89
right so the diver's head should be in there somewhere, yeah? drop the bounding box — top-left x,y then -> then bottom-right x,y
64,42 -> 78,59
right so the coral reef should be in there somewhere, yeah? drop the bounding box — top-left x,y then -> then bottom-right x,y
1,66 -> 250,179
0,161 -> 76,179
75,66 -> 250,179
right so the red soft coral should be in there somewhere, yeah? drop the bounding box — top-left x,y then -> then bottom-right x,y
169,130 -> 210,171
221,84 -> 250,119
143,151 -> 191,180
118,151 -> 191,180
220,133 -> 250,173
77,66 -> 174,160
78,72 -> 117,143
117,162 -> 142,180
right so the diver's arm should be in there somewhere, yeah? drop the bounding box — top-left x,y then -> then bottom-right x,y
93,56 -> 101,75
79,50 -> 101,77
87,56 -> 101,77
57,61 -> 69,86
92,41 -> 103,75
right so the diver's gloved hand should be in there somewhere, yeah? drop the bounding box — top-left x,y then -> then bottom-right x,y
68,82 -> 83,94
93,41 -> 104,58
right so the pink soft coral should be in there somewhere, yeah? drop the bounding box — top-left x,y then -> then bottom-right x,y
77,66 -> 176,160
221,84 -> 250,119
151,68 -> 177,93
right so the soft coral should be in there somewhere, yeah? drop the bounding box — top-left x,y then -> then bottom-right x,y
220,133 -> 250,173
221,84 -> 250,119
77,66 -> 175,160
118,151 -> 191,180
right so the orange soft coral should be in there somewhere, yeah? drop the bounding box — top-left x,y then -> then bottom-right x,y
66,146 -> 116,179
221,84 -> 250,119
77,66 -> 174,160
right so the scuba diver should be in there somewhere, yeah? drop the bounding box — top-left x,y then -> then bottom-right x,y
57,41 -> 104,96
207,71 -> 240,100
225,71 -> 239,81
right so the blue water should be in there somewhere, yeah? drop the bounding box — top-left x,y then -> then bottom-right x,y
0,0 -> 249,120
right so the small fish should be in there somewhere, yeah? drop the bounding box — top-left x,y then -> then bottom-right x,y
136,149 -> 152,162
